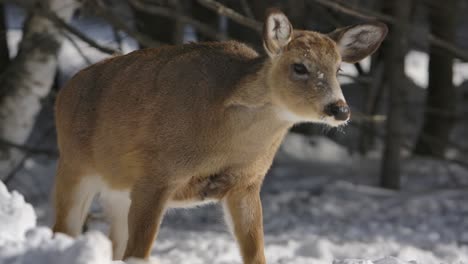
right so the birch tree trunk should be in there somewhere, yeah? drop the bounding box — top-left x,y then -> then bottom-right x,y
0,0 -> 78,173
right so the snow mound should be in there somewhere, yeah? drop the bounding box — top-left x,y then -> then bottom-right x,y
0,228 -> 112,264
0,181 -> 118,264
0,181 -> 35,243
1,178 -> 459,264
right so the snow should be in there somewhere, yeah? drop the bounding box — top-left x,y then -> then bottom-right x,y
0,181 -> 35,243
278,134 -> 352,164
4,145 -> 468,264
0,181 -> 117,264
333,257 -> 412,264
0,228 -> 113,264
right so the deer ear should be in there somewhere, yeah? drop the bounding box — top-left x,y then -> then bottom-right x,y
263,9 -> 293,57
328,22 -> 388,63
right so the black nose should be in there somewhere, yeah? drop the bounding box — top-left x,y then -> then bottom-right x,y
324,100 -> 350,121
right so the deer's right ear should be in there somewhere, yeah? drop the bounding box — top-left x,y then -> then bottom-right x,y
263,9 -> 293,58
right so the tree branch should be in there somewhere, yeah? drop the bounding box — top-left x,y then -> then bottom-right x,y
3,126 -> 57,184
93,0 -> 163,48
197,0 -> 262,32
129,0 -> 226,41
313,0 -> 395,22
2,0 -> 120,55
0,138 -> 58,157
62,31 -> 93,65
313,0 -> 468,62
239,0 -> 255,19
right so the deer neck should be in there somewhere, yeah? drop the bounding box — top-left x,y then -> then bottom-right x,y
225,56 -> 292,139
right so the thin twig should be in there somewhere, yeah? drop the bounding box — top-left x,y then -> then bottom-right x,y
112,27 -> 123,52
46,12 -> 121,55
2,0 -> 120,55
62,31 -> 93,65
314,0 -> 394,22
4,126 -> 57,185
429,34 -> 467,60
239,0 -> 255,19
0,138 -> 58,157
129,0 -> 226,41
93,0 -> 163,48
197,0 -> 262,32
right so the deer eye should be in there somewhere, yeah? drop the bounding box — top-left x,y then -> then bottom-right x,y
292,63 -> 309,75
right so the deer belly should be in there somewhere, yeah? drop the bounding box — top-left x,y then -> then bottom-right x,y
169,173 -> 237,208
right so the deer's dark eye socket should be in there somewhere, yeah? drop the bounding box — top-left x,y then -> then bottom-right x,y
292,63 -> 309,75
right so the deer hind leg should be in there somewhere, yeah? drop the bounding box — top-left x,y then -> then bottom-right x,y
52,161 -> 101,237
100,188 -> 131,260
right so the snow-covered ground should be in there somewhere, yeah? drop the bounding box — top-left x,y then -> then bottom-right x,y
2,135 -> 468,264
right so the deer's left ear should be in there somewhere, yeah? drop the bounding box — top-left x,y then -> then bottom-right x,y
328,22 -> 388,63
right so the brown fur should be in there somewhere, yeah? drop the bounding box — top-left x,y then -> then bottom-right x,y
52,10 -> 386,263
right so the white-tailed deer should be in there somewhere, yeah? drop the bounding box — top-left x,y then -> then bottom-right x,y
52,9 -> 387,263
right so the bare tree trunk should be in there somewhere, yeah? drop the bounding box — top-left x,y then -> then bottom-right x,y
0,0 -> 78,170
0,3 -> 9,75
413,0 -> 459,158
380,0 -> 412,190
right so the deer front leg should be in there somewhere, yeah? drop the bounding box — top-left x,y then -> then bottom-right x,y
223,185 -> 266,264
123,176 -> 172,260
